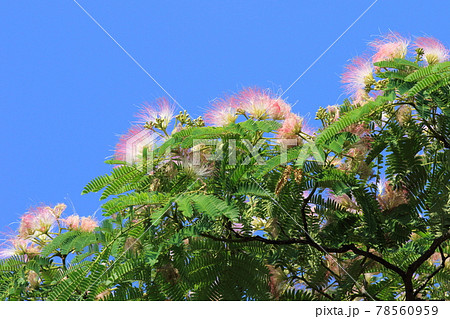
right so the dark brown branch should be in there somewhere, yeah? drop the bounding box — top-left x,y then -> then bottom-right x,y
320,261 -> 341,281
300,184 -> 317,237
201,233 -> 406,277
300,276 -> 334,300
407,230 -> 450,277
200,233 -> 309,245
413,246 -> 449,297
422,120 -> 450,149
305,241 -> 406,278
201,229 -> 450,301
403,101 -> 450,149
413,259 -> 447,297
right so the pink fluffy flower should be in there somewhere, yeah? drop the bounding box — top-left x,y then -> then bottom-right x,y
276,113 -> 305,148
63,214 -> 80,230
267,98 -> 292,120
0,238 -> 41,259
330,193 -> 360,214
235,88 -> 291,120
181,156 -> 213,178
352,89 -> 383,106
52,203 -> 67,218
34,209 -> 56,234
370,32 -> 409,64
342,56 -> 374,95
346,142 -> 370,159
326,105 -> 340,122
18,205 -> 56,238
80,217 -> 98,233
352,89 -> 370,105
18,213 -> 37,238
414,37 -> 450,65
136,97 -> 175,129
235,87 -> 271,119
276,113 -> 303,139
205,96 -> 238,126
346,123 -> 371,138
377,181 -> 408,211
114,124 -> 146,162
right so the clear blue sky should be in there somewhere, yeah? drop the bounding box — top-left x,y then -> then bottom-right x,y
0,1 -> 448,231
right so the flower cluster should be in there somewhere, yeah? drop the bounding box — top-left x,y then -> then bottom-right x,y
119,87 -> 310,167
137,97 -> 175,131
114,98 -> 177,163
0,203 -> 98,259
114,99 -> 204,165
114,125 -> 148,162
204,97 -> 238,127
342,32 -> 449,104
330,193 -> 360,214
329,179 -> 409,215
235,87 -> 291,120
333,32 -> 449,177
342,56 -> 375,98
62,215 -> 98,232
414,37 -> 450,65
205,87 -> 293,125
275,113 -> 304,146
370,32 -> 409,64
0,238 -> 41,259
18,204 -> 65,238
377,180 -> 409,211
205,87 -> 308,147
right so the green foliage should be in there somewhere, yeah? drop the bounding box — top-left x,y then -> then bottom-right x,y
2,53 -> 449,301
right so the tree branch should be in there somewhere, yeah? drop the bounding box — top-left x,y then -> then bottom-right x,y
407,229 -> 450,277
300,276 -> 334,300
300,184 -> 317,237
200,233 -> 406,278
413,260 -> 447,297
200,233 -> 309,245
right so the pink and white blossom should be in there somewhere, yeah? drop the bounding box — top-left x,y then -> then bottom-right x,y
276,113 -> 303,139
267,98 -> 292,120
114,124 -> 146,162
330,193 -> 360,214
18,213 -> 37,238
342,56 -> 374,95
0,238 -> 41,259
326,105 -> 340,122
18,205 -> 56,238
275,113 -> 305,147
352,89 -> 370,106
377,181 -> 408,211
136,97 -> 175,129
80,217 -> 98,233
181,157 -> 213,178
34,209 -> 56,234
235,87 -> 272,119
63,214 -> 80,230
205,96 -> 238,126
370,32 -> 409,64
52,203 -> 67,218
235,88 -> 291,120
414,37 -> 450,65
352,89 -> 383,106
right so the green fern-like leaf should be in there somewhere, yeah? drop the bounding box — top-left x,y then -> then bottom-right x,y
101,192 -> 166,216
